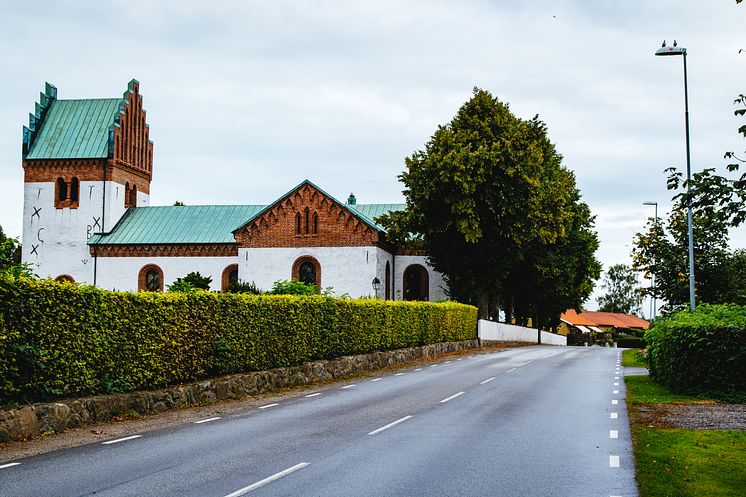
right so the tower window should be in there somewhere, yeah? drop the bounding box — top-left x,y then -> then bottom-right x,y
70,177 -> 79,204
130,184 -> 138,208
56,177 -> 67,202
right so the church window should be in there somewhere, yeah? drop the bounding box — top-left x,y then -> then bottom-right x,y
312,212 -> 318,234
221,264 -> 239,291
56,177 -> 68,204
70,178 -> 79,205
292,256 -> 321,288
130,184 -> 138,208
138,264 -> 164,292
55,274 -> 75,283
124,182 -> 130,207
295,213 -> 302,234
304,207 -> 310,234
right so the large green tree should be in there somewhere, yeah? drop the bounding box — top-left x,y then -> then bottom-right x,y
596,264 -> 642,315
0,224 -> 32,278
381,88 -> 599,321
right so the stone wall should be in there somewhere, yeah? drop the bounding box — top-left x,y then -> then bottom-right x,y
0,339 -> 479,443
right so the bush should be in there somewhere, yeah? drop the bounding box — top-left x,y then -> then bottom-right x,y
268,279 -> 319,295
225,280 -> 261,294
0,274 -> 476,404
645,304 -> 746,396
169,271 -> 212,291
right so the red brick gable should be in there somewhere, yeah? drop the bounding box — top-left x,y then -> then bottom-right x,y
111,80 -> 153,181
234,182 -> 381,248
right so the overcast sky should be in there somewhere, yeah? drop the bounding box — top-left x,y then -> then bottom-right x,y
1,1 -> 744,311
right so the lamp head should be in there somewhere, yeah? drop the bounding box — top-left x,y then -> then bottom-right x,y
643,201 -> 658,206
655,40 -> 686,56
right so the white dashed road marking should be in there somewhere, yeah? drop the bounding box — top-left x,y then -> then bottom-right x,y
414,368 -> 422,371
305,393 -> 321,398
0,462 -> 21,469
610,430 -> 618,439
613,390 -> 619,394
610,412 -> 618,419
342,384 -> 356,389
480,377 -> 495,384
612,399 -> 618,405
102,435 -> 142,445
194,417 -> 221,424
609,455 -> 620,468
223,462 -> 309,496
368,416 -> 413,436
440,392 -> 465,403
258,403 -> 278,410
370,378 -> 382,382
506,368 -> 517,373
394,373 -> 404,376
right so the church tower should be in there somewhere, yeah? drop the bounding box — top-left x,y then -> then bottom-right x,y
21,79 -> 154,283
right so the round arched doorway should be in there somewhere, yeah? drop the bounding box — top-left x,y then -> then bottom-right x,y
403,264 -> 429,301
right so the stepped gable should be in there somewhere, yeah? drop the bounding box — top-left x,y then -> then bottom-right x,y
22,79 -> 153,192
233,180 -> 387,248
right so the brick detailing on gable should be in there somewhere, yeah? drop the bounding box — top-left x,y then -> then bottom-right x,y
234,182 -> 381,248
90,244 -> 236,258
23,158 -> 151,195
112,80 -> 153,180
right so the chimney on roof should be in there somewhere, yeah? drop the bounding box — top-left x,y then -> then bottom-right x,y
347,193 -> 357,205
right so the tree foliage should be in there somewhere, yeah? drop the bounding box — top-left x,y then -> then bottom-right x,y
0,224 -> 32,278
596,264 -> 642,315
380,88 -> 600,324
167,271 -> 212,292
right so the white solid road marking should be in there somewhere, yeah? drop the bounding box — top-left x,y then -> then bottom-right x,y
609,455 -> 620,468
194,417 -> 221,424
258,403 -> 279,410
440,391 -> 465,403
0,462 -> 21,469
610,430 -> 619,439
102,435 -> 142,445
370,378 -> 382,382
611,412 -> 618,419
613,389 -> 619,394
394,373 -> 404,376
506,368 -> 517,373
305,393 -> 321,398
342,384 -> 356,389
223,462 -> 309,497
368,415 -> 413,436
612,399 -> 619,405
480,377 -> 495,384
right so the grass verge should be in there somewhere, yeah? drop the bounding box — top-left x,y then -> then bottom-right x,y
621,348 -> 647,368
626,376 -> 746,497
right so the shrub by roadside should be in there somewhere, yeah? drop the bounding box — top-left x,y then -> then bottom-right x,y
645,304 -> 746,398
0,275 -> 476,405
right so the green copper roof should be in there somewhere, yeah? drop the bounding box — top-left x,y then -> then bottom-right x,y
26,98 -> 122,159
89,205 -> 265,245
347,203 -> 405,230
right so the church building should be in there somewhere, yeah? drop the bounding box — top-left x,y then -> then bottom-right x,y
21,80 -> 446,301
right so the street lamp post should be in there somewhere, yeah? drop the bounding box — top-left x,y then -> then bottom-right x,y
643,201 -> 658,318
371,277 -> 381,299
655,40 -> 696,312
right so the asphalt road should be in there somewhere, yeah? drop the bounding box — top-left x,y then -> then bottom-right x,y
0,346 -> 637,497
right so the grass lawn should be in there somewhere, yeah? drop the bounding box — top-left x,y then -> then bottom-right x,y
621,348 -> 647,368
626,376 -> 746,497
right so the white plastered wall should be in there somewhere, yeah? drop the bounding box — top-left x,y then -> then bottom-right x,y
94,256 -> 237,292
239,246 -> 393,298
22,180 -> 148,283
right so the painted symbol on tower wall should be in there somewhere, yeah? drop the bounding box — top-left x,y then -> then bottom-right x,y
89,185 -> 95,199
31,206 -> 41,221
30,244 -> 39,256
36,187 -> 43,199
37,227 -> 44,243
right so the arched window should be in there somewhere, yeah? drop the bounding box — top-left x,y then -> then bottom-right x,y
221,264 -> 239,291
312,212 -> 318,234
55,274 -> 75,283
295,213 -> 302,235
385,261 -> 391,300
138,264 -> 164,292
124,182 -> 130,207
56,177 -> 68,203
304,207 -> 310,234
70,178 -> 79,203
292,256 -> 321,288
403,264 -> 429,301
130,184 -> 138,208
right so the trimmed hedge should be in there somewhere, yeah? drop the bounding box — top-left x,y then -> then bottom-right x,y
645,304 -> 746,396
0,275 -> 476,404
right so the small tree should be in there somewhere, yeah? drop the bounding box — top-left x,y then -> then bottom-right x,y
168,271 -> 212,292
596,264 -> 642,315
0,225 -> 32,278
